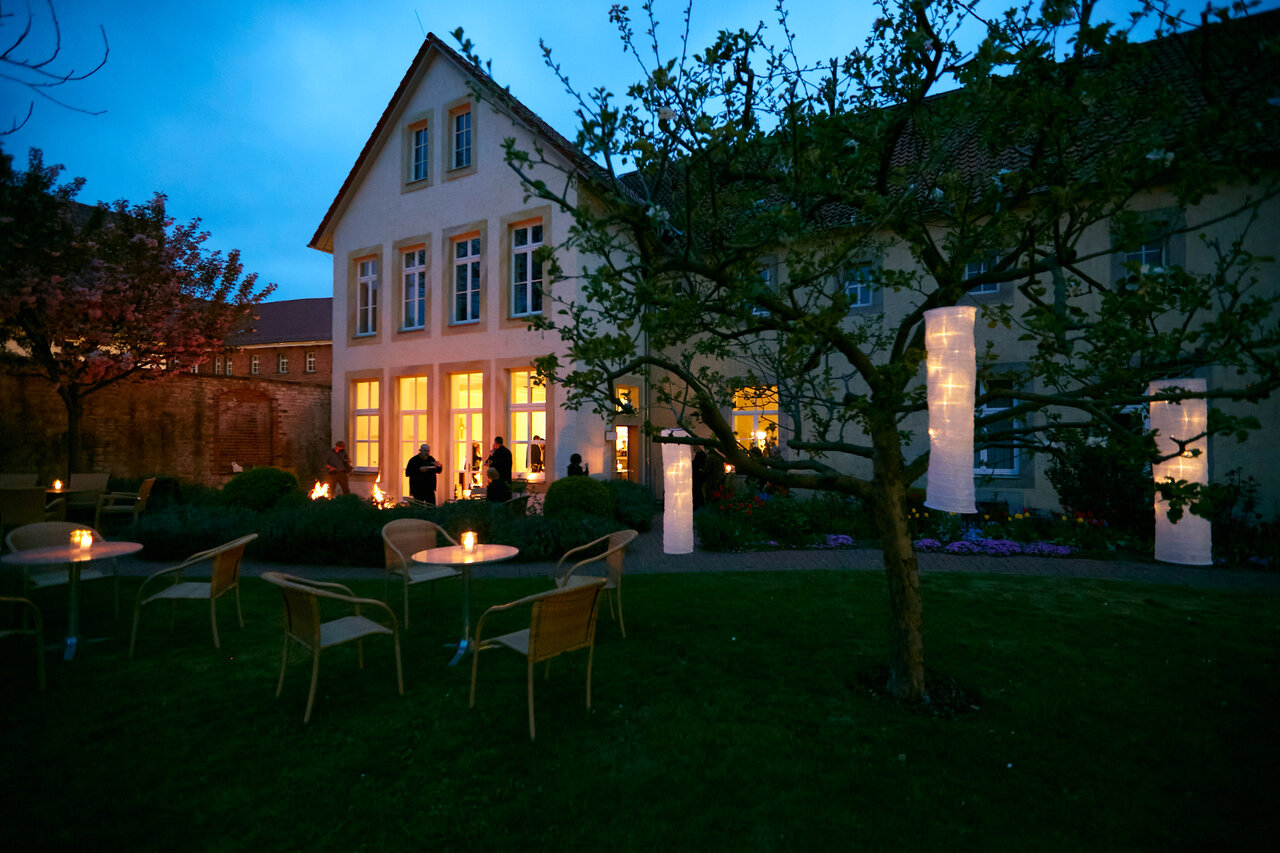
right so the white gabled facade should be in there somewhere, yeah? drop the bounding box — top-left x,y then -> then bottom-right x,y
310,35 -> 636,503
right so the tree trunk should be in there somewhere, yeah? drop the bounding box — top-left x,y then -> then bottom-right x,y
870,423 -> 928,702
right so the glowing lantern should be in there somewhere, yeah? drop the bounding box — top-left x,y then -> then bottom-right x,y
924,306 -> 978,514
462,531 -> 477,552
1150,378 -> 1212,565
662,429 -> 694,554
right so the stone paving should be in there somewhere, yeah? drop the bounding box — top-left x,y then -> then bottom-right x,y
109,516 -> 1280,593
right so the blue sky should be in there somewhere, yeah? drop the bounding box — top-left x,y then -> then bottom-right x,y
4,1 -> 1268,302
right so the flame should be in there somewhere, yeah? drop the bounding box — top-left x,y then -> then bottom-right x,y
52,479 -> 63,491
309,480 -> 331,500
370,474 -> 395,509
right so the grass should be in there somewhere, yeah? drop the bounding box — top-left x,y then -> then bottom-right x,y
3,569 -> 1277,851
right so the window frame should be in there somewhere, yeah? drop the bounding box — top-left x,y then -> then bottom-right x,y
509,222 -> 543,318
443,98 -> 476,180
305,352 -> 316,373
451,235 -> 482,325
975,377 -> 1020,477
732,385 -> 781,453
1110,209 -> 1186,287
842,259 -> 883,313
508,368 -> 548,482
356,256 -> 379,337
352,378 -> 381,471
277,353 -> 288,374
401,245 -> 428,331
250,354 -> 260,375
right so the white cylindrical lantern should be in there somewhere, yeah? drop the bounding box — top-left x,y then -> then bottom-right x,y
662,429 -> 694,554
924,306 -> 978,514
1150,378 -> 1212,565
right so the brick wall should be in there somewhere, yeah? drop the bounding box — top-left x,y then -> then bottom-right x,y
0,371 -> 331,487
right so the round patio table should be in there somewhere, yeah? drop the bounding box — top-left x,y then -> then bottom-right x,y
2,540 -> 142,660
412,543 -> 519,665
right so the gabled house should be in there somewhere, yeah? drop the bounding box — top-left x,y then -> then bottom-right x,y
224,297 -> 334,385
309,35 -> 643,503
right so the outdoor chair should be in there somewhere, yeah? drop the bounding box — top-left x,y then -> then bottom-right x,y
551,529 -> 638,638
5,522 -> 119,618
95,477 -> 156,531
0,595 -> 46,690
0,487 -> 61,536
0,474 -> 38,488
128,534 -> 257,657
381,518 -> 461,630
503,494 -> 530,518
260,572 -> 404,724
65,473 -> 110,520
469,579 -> 607,740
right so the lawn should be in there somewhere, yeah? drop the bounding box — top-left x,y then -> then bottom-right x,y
3,569 -> 1277,851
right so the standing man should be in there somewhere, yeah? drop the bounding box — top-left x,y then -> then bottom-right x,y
486,436 -> 513,484
405,443 -> 443,505
324,440 -> 353,495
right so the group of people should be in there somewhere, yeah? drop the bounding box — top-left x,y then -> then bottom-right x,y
402,436 -> 513,506
328,436 -> 590,506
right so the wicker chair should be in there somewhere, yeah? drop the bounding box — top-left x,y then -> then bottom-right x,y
469,579 -> 607,740
0,487 -> 61,535
261,572 -> 404,724
64,473 -> 110,520
551,529 -> 638,638
381,518 -> 461,630
5,522 -> 119,618
128,534 -> 257,657
0,596 -> 46,690
94,477 -> 156,531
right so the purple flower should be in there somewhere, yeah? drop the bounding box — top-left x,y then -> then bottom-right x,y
981,539 -> 1022,556
914,538 -> 943,552
945,541 -> 981,554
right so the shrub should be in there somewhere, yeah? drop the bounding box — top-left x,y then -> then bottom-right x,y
221,467 -> 301,513
604,479 -> 657,531
544,476 -> 614,520
1046,435 -> 1153,541
132,503 -> 259,560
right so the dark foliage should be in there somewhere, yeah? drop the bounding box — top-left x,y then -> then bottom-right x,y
221,466 -> 301,514
543,476 -> 614,520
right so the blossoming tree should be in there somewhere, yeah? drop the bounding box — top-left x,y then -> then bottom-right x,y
0,146 -> 275,475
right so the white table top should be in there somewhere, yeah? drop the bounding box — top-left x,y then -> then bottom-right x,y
1,541 -> 142,565
411,543 -> 519,566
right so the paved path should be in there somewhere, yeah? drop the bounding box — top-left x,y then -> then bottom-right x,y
110,517 -> 1280,593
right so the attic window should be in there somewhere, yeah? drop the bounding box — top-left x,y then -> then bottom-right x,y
452,107 -> 472,170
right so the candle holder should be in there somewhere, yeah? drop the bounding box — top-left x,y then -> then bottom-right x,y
462,531 -> 477,552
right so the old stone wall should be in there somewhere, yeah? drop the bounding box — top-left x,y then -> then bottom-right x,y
0,372 -> 331,487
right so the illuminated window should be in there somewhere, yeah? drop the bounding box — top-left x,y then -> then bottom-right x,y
511,223 -> 543,317
353,379 -> 380,470
615,385 -> 639,414
450,372 -> 484,497
398,375 -> 430,497
509,369 -> 547,482
732,386 -> 779,453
